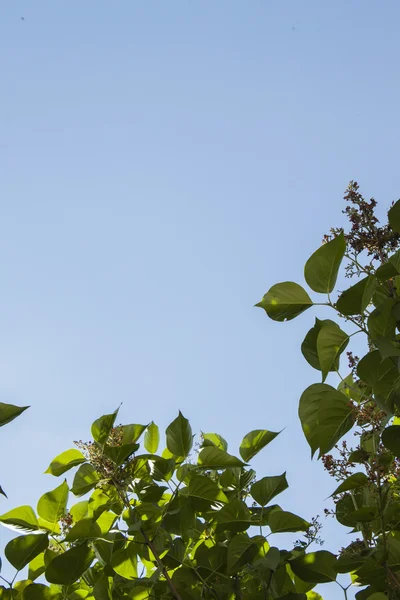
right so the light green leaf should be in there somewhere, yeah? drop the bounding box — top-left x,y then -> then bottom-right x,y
5,533 -> 48,570
251,473 -> 288,506
65,511 -> 116,541
268,510 -> 310,533
304,233 -> 346,294
0,402 -> 29,427
316,322 -> 349,381
227,533 -> 258,574
144,422 -> 160,454
71,464 -> 100,497
388,199 -> 400,233
198,447 -> 245,469
291,551 -> 337,583
69,501 -> 89,523
0,506 -> 39,532
45,544 -> 94,585
28,552 -> 46,581
166,411 -> 193,458
37,481 -> 68,528
239,429 -> 280,462
256,282 -> 313,322
91,408 -> 119,445
45,449 -> 86,477
201,432 -> 228,451
111,541 -> 138,580
331,472 -> 368,496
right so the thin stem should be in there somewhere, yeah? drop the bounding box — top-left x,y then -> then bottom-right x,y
140,526 -> 183,600
0,575 -> 12,587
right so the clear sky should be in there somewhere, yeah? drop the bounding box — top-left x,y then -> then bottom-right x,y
1,2 -> 400,597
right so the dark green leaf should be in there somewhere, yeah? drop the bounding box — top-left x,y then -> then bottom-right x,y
103,442 -> 139,466
5,533 -> 48,570
256,282 -> 313,322
268,510 -> 310,533
166,411 -> 193,458
264,547 -> 280,571
368,299 -> 396,341
239,429 -> 280,461
336,276 -> 376,316
187,475 -> 228,510
389,199 -> 400,233
299,383 -> 355,457
45,544 -> 94,585
227,533 -> 258,574
22,584 -> 55,600
331,472 -> 368,496
291,551 -> 337,583
44,449 -> 86,477
301,318 -> 339,371
0,403 -> 29,427
215,500 -> 252,533
251,473 -> 288,506
316,322 -> 349,381
122,423 -> 147,444
382,425 -> 400,456
304,233 -> 346,294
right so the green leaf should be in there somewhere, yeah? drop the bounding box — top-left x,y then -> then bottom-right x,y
268,510 -> 310,533
197,447 -> 245,469
28,552 -> 46,581
103,442 -> 139,466
122,423 -> 147,444
389,199 -> 400,233
251,473 -> 288,506
71,464 -> 100,497
227,533 -> 258,574
37,481 -> 68,528
368,299 -> 396,341
256,282 -> 313,322
382,425 -> 400,456
336,276 -> 376,316
91,408 -> 119,445
166,411 -> 193,458
264,547 -> 280,571
45,544 -> 94,585
187,475 -> 228,510
45,449 -> 86,477
301,318 -> 340,371
316,322 -> 349,381
239,429 -> 280,461
0,506 -> 39,532
215,500 -> 252,533
69,501 -> 88,522
331,472 -> 368,496
304,233 -> 346,294
357,350 -> 400,412
291,551 -> 337,583
21,584 -> 55,600
0,485 -> 7,498
111,541 -> 138,579
0,402 -> 29,427
144,422 -> 159,454
201,432 -> 228,451
299,383 -> 354,457
5,533 -> 48,570
65,511 -> 116,541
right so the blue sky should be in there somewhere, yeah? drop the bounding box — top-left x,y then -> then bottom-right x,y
1,1 -> 400,596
